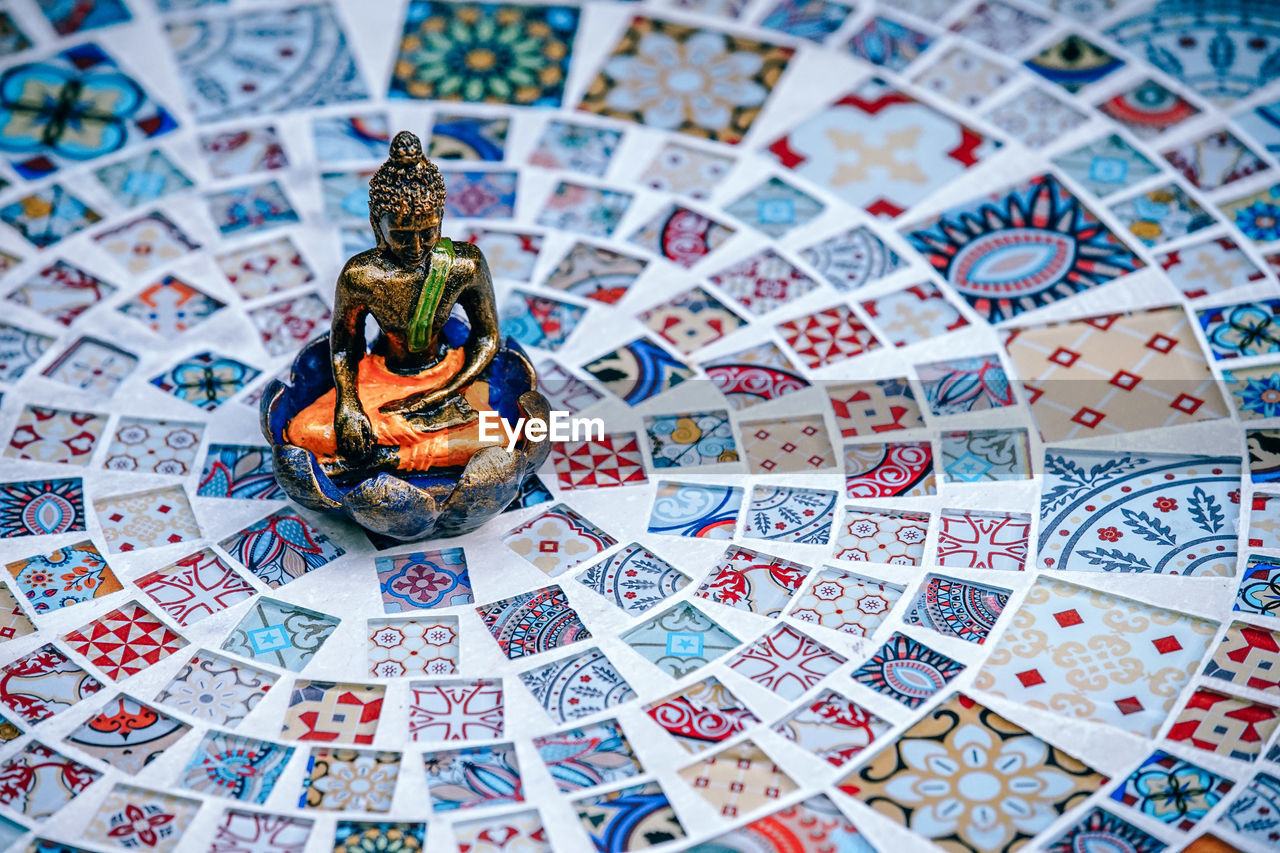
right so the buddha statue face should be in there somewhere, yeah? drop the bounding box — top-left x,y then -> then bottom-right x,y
376,212 -> 441,266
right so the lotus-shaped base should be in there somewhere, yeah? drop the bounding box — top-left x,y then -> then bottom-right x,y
260,319 -> 551,542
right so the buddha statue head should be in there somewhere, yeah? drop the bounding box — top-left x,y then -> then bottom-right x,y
368,130 -> 446,266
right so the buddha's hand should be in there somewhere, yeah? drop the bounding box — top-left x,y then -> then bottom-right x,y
335,406 -> 376,461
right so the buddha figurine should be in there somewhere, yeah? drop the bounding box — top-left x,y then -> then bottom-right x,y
261,131 -> 549,541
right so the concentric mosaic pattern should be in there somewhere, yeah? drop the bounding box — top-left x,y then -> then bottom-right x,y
0,0 -> 1278,851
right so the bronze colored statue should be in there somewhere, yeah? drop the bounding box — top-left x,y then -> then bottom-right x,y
262,131 -> 549,541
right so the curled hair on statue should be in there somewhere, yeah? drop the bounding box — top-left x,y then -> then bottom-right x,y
368,131 -> 447,223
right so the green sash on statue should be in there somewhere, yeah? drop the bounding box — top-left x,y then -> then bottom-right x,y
406,237 -> 455,352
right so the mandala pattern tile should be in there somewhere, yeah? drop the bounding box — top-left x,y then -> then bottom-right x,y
703,341 -> 810,410
850,632 -> 962,708
181,729 -> 293,804
1004,305 -> 1226,442
904,575 -> 1009,645
974,577 -> 1218,736
843,441 -> 935,498
1158,236 -> 1265,300
707,251 -> 816,320
1052,133 -> 1161,198
282,681 -> 384,744
151,351 -> 261,411
728,624 -> 846,701
1044,807 -> 1169,853
913,46 -> 1011,108
0,741 -> 99,821
788,568 -> 903,637
221,597 -> 340,672
773,689 -> 889,767
647,481 -> 743,539
505,503 -> 617,575
102,417 -> 204,476
695,546 -> 808,616
333,822 -> 425,853
678,739 -> 798,819
7,540 -> 121,614
63,600 -> 187,681
477,585 -> 590,660
84,783 -> 200,853
7,261 -> 116,327
94,485 -> 200,554
767,77 -> 997,219
839,693 -> 1102,853
645,676 -> 758,754
579,17 -> 792,145
0,479 -> 86,540
722,177 -> 823,239
65,694 -> 191,774
1167,687 -> 1280,761
0,643 -> 103,724
622,601 -> 739,678
408,679 -> 503,742
376,548 -> 473,611
533,718 -> 643,793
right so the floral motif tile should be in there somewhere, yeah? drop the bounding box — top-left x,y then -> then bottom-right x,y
151,351 -> 261,411
440,169 -> 517,219
639,287 -> 745,356
777,304 -> 880,369
639,142 -> 733,200
582,339 -> 692,406
42,337 -> 137,397
247,293 -> 331,357
1219,771 -> 1280,845
862,282 -> 968,347
940,428 -> 1032,483
1200,299 -> 1280,360
646,676 -> 759,754
1110,183 -> 1215,247
505,503 -> 617,576
543,241 -> 645,304
196,444 -> 285,500
768,77 -> 997,218
679,739 -> 798,819
135,548 -> 254,628
477,585 -> 590,660
916,354 -> 1015,417
1167,687 -> 1280,761
773,689 -> 889,766
729,624 -> 846,701
1219,182 -> 1280,244
1226,362 -> 1280,420
299,747 -> 399,813
828,377 -> 924,437
216,236 -> 315,300
500,289 -> 585,351
975,578 -> 1218,736
936,509 -> 1030,570
904,575 -> 1010,645
93,211 -> 199,275
986,85 -> 1089,149
424,741 -> 523,812
536,181 -> 633,237
844,441 -> 936,498
93,485 -> 200,554
0,643 -> 103,724
368,616 -> 458,678
1003,305 -> 1226,442
804,226 -> 905,294
63,600 -> 187,681
0,184 -> 101,248
622,601 -> 739,678
741,414 -> 835,474
0,741 -> 100,821
707,249 -> 819,318
1110,750 -> 1233,831
375,548 -> 473,611
95,148 -> 194,209
7,540 -> 121,614
1098,78 -> 1200,138
647,481 -> 743,540
695,546 -> 809,616
1052,134 -> 1161,198
1044,806 -> 1168,853
408,679 -> 503,742
529,121 -> 621,177
0,323 -> 54,382
850,632 -> 962,708
913,46 -> 1011,107
835,507 -> 929,566
628,203 -> 735,267
573,781 -> 685,850
949,0 -> 1049,51
220,597 -> 340,672
579,544 -> 686,614
742,486 -> 837,544
0,478 -> 87,539
181,729 -> 293,804
102,417 -> 204,476
520,646 -> 635,723
7,261 -> 116,327
117,275 -> 224,338
579,17 -> 792,144
333,821 -> 425,852
722,177 -> 823,239
85,783 -> 199,852
533,717 -> 643,793
703,341 -> 810,410
1238,554 -> 1280,618
839,693 -> 1101,852
220,509 -> 344,589
789,568 -> 905,637
199,125 -> 288,177
65,693 -> 191,773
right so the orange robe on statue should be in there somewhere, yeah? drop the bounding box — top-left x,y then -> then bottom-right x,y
286,347 -> 512,471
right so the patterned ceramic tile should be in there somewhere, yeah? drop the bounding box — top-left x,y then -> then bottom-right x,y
333,822 -> 426,852
154,653 -> 271,737
0,643 -> 103,724
846,16 -> 932,71
1004,305 -> 1226,442
505,503 -> 617,576
777,304 -> 880,369
987,85 -> 1089,148
533,718 -> 643,793
196,444 -> 285,500
703,341 -> 810,410
850,632 -> 962,708
742,486 -> 837,544
85,783 -> 200,852
7,540 -> 121,614
582,339 -> 692,406
64,600 -> 186,681
695,546 -> 809,617
477,585 -> 590,660
42,337 -> 137,397
834,508 -> 929,566
93,485 -> 200,554
181,729 -> 293,804
573,781 -> 685,850
408,679 -> 503,742
695,794 -> 878,852
1166,687 -> 1280,761
65,694 -> 191,774
0,323 -> 54,382
135,549 -> 254,628
94,211 -> 199,275
151,351 -> 261,411
936,509 -> 1030,570
536,181 -> 633,237
375,548 -> 473,611
861,281 -> 968,347
1165,129 -> 1268,190
639,142 -> 732,200
427,114 -> 508,161
729,624 -> 846,701
216,235 -> 315,300
529,120 -> 621,176
500,289 -> 586,352
312,113 -> 389,161
543,241 -> 644,304
300,747 -> 399,813
679,739 -> 798,819
789,567 -> 905,637
722,177 -> 823,239
576,543 -> 687,620
838,693 -> 1102,853
1026,33 -> 1124,93
639,287 -> 746,356
0,741 -> 100,821
367,616 -> 458,678
1110,183 -> 1215,247
773,689 -> 890,766
647,481 -> 743,540
903,575 -> 1010,644
1110,750 -> 1233,831
975,577 -> 1219,736
828,378 -> 924,437
520,646 -> 636,723
646,676 -> 759,754
117,275 -> 224,338
282,680 -> 385,744
916,355 -> 1015,416
1200,299 -> 1280,360
1204,621 -> 1280,693
220,597 -> 340,672
768,77 -> 997,218
622,601 -> 739,678
913,46 -> 1011,107
1098,77 -> 1200,139
0,479 -> 87,540
644,410 -> 737,469
0,586 -> 35,644
1052,134 -> 1162,199
741,414 -> 835,474
940,428 -> 1032,483
1044,806 -> 1168,853
95,147 -> 194,209
7,261 -> 115,327
219,509 -> 344,589
628,203 -> 735,267
101,417 -> 203,476
1218,771 -> 1280,845
1238,554 -> 1280,618
844,440 -> 936,498
949,0 -> 1048,51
